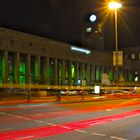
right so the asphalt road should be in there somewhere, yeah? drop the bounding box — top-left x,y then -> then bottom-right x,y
0,98 -> 140,140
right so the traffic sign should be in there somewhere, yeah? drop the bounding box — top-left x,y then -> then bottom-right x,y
113,51 -> 123,66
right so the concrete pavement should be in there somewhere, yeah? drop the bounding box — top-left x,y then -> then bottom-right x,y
0,93 -> 140,107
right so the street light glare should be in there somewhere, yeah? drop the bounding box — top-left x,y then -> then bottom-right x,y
109,1 -> 122,9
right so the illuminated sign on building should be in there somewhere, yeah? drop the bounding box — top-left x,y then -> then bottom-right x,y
71,46 -> 91,54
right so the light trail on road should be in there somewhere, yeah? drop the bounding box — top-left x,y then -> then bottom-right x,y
0,109 -> 140,139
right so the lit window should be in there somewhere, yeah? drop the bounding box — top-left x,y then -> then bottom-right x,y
131,53 -> 135,60
86,27 -> 92,33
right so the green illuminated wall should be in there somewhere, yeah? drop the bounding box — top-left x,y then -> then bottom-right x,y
1,54 -> 5,83
65,62 -> 69,84
108,70 -> 113,81
58,63 -> 62,84
0,53 -> 2,83
35,58 -> 39,80
40,57 -> 50,84
128,73 -> 133,82
95,66 -> 101,81
72,64 -> 75,78
49,61 -> 54,84
20,56 -> 26,84
8,54 -> 15,83
66,63 -> 68,80
40,58 -> 44,81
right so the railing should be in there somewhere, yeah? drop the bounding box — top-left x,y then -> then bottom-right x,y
0,83 -> 139,92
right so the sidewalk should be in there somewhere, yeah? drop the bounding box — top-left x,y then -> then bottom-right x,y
0,93 -> 140,106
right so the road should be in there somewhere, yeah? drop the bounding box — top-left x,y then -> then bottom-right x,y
0,98 -> 140,140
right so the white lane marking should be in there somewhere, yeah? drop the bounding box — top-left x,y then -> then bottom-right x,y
16,135 -> 34,140
0,112 -> 6,115
89,121 -> 104,126
34,120 -> 44,123
0,128 -> 13,131
60,125 -> 71,129
112,118 -> 120,121
15,115 -> 23,119
92,132 -> 106,137
7,114 -> 16,117
47,122 -> 57,126
0,112 -> 47,126
74,129 -> 87,133
111,136 -> 128,140
22,117 -> 32,121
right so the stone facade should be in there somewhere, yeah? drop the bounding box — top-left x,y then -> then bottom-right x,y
0,27 -> 138,85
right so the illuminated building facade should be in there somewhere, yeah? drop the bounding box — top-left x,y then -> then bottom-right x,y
0,27 -> 139,85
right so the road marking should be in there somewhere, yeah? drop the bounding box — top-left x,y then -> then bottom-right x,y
112,118 -> 120,121
34,120 -> 44,123
111,136 -> 128,140
108,98 -> 137,111
7,113 -> 16,117
1,111 -> 46,124
34,113 -> 44,116
15,115 -> 23,119
22,117 -> 32,121
0,112 -> 6,115
47,122 -> 57,126
16,135 -> 34,140
0,128 -> 13,131
74,129 -> 87,133
91,132 -> 106,136
60,125 -> 71,129
89,121 -> 104,126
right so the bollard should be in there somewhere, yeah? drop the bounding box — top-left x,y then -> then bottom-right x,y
27,89 -> 32,103
81,90 -> 85,100
57,91 -> 61,101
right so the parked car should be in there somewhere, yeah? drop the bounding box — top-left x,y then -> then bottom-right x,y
111,90 -> 131,95
77,90 -> 88,95
60,90 -> 78,95
67,90 -> 78,95
60,90 -> 66,95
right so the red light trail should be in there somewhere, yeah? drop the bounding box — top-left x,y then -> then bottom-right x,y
0,109 -> 140,140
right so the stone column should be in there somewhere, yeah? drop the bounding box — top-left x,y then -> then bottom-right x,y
101,65 -> 105,74
44,57 -> 50,85
69,61 -> 72,85
95,65 -> 101,82
26,54 -> 31,84
91,64 -> 95,83
14,52 -> 20,84
54,58 -> 58,85
62,60 -> 65,85
35,56 -> 40,81
81,63 -> 85,80
2,51 -> 8,83
75,62 -> 79,83
86,63 -> 90,83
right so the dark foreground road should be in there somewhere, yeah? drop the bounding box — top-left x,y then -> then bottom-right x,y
0,98 -> 140,140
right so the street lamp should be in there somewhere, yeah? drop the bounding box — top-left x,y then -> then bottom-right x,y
108,1 -> 122,83
89,14 -> 97,23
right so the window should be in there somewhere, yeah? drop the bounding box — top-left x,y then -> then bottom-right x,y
130,53 -> 136,60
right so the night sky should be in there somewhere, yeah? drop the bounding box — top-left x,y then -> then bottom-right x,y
0,0 -> 140,50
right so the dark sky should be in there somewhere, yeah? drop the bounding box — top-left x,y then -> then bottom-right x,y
0,0 -> 140,50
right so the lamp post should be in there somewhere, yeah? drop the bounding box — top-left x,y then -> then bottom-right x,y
109,1 -> 122,83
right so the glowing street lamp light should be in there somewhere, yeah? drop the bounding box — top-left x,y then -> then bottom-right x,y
109,1 -> 122,9
108,1 -> 122,83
